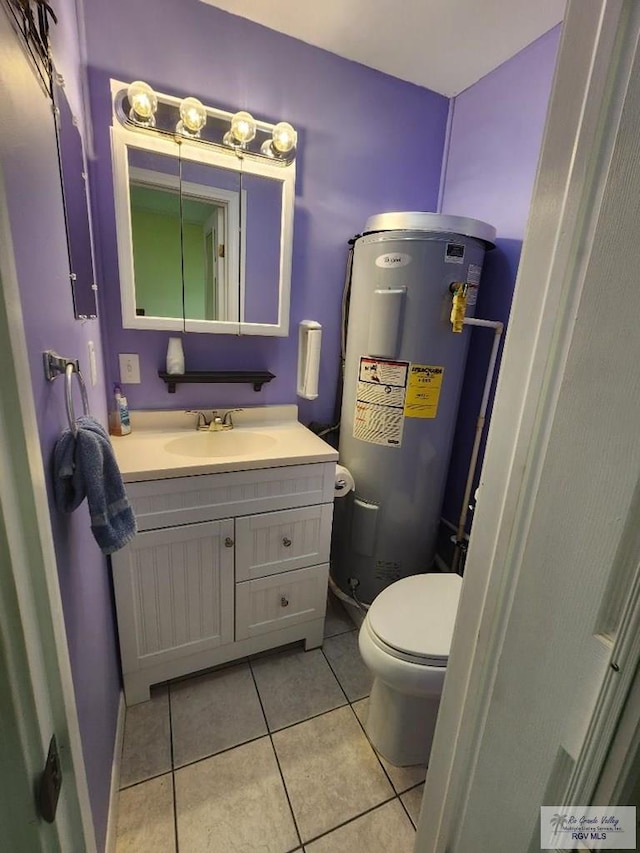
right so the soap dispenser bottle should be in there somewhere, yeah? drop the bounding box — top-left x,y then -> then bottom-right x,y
110,384 -> 131,436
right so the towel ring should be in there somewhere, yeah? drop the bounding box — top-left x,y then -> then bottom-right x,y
65,363 -> 91,437
43,350 -> 91,437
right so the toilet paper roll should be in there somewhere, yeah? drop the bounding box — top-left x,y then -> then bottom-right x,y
334,464 -> 355,498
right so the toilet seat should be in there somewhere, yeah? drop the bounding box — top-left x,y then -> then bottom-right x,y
367,573 -> 462,667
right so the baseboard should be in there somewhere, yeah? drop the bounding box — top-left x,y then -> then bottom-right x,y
104,691 -> 125,853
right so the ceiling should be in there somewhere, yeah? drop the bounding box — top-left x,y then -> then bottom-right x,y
199,0 -> 565,96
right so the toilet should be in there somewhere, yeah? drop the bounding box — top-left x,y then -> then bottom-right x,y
358,572 -> 462,766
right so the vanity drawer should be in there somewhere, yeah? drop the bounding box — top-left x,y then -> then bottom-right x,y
235,504 -> 333,581
126,462 -> 335,531
235,564 -> 329,641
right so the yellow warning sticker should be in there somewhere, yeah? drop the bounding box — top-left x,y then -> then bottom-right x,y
404,364 -> 445,419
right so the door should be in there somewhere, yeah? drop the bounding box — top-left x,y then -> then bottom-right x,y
0,63 -> 95,853
203,206 -> 229,320
418,2 -> 640,851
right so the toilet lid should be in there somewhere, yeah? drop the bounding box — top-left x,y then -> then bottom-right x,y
368,573 -> 462,665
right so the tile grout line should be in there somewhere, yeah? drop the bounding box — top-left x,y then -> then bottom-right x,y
247,657 -> 304,852
347,696 -> 401,791
119,767 -> 176,793
348,695 -> 423,829
315,643 -> 423,840
318,644 -> 353,706
322,625 -> 357,640
398,789 -> 419,830
121,695 -> 356,790
167,683 -> 180,853
301,794 -> 399,848
117,688 -> 359,793
320,640 -> 421,832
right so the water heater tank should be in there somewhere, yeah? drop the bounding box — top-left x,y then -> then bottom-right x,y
331,212 -> 496,604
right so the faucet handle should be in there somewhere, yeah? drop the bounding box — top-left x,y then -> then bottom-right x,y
222,408 -> 244,428
185,410 -> 212,430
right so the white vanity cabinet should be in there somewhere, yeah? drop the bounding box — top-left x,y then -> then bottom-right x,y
111,461 -> 335,704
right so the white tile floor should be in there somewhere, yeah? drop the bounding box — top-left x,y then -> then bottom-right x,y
115,592 -> 425,852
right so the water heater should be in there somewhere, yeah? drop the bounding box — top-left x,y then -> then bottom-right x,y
331,212 -> 496,604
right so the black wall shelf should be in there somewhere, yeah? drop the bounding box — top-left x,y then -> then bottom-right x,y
158,370 -> 275,394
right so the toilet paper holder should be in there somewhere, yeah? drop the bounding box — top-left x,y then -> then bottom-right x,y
334,464 -> 355,497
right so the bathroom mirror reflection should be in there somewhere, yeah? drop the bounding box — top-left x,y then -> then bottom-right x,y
128,147 -> 183,320
179,159 -> 242,326
239,165 -> 283,326
52,72 -> 98,319
111,79 -> 295,336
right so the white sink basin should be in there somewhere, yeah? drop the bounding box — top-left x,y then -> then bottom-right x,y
164,430 -> 278,459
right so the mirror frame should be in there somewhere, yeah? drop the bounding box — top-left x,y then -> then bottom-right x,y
109,79 -> 295,336
52,72 -> 99,319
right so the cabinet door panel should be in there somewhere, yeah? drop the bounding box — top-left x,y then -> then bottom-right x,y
236,564 -> 329,640
112,519 -> 234,671
235,504 -> 333,581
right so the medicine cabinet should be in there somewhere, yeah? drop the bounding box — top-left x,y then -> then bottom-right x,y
110,79 -> 295,336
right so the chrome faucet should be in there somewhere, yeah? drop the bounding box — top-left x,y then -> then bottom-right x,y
185,410 -> 218,431
209,413 -> 225,432
185,409 -> 243,431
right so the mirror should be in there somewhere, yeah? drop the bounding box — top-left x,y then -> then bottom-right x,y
110,80 -> 295,336
240,166 -> 283,326
52,72 -> 98,319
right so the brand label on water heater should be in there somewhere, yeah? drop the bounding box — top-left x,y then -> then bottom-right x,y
445,242 -> 465,264
375,252 -> 412,269
404,364 -> 445,419
353,358 -> 408,447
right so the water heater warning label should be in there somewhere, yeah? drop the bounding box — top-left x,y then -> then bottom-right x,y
353,358 -> 408,447
404,364 -> 445,419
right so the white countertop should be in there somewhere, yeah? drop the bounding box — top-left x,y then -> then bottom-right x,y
111,405 -> 338,482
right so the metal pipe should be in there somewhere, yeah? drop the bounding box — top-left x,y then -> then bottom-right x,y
328,573 -> 369,612
451,318 -> 504,574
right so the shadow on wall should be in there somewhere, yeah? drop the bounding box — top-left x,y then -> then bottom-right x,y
440,238 -> 523,531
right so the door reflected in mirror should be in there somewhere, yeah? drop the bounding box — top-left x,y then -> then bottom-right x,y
128,147 -> 182,320
180,160 -> 241,322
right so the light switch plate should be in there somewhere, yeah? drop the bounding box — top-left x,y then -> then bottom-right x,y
119,353 -> 141,384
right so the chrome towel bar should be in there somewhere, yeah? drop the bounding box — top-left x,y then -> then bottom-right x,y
43,350 -> 91,437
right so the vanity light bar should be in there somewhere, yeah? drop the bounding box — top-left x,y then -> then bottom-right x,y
115,80 -> 296,164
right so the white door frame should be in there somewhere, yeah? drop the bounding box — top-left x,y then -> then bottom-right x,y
0,157 -> 96,850
417,1 -> 640,849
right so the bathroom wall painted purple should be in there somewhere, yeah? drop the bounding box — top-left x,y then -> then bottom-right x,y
4,4 -> 122,850
82,0 -> 449,424
440,25 -> 562,527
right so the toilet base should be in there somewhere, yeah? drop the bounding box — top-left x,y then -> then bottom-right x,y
366,678 -> 441,766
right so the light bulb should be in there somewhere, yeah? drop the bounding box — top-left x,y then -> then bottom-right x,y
127,81 -> 157,126
178,97 -> 207,137
230,111 -> 256,144
272,121 -> 297,154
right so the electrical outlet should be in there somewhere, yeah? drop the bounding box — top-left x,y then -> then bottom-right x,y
119,353 -> 141,384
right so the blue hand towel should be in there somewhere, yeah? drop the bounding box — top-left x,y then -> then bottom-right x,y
53,416 -> 137,555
